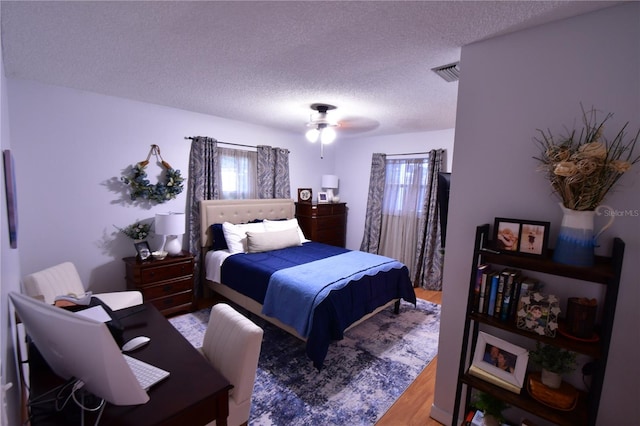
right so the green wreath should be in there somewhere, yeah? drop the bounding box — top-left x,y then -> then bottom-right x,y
121,145 -> 184,203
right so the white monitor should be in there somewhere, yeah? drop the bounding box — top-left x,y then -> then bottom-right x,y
9,291 -> 149,406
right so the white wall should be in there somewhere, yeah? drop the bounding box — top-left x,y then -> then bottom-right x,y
335,129 -> 455,249
6,79 -> 337,292
433,4 -> 639,425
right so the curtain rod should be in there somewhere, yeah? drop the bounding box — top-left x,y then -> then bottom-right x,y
385,151 -> 430,156
184,136 -> 256,149
184,137 -> 290,153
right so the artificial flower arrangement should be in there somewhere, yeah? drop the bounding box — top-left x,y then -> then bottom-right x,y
115,221 -> 152,241
534,105 -> 640,211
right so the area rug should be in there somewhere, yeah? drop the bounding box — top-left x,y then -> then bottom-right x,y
169,298 -> 440,425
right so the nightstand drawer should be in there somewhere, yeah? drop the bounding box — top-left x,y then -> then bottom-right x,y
141,278 -> 192,300
139,261 -> 193,284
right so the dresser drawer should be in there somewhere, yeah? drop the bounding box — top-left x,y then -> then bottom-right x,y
315,215 -> 345,231
141,278 -> 193,300
139,261 -> 194,284
148,290 -> 193,312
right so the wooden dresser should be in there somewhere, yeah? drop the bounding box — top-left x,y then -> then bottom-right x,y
295,202 -> 347,247
123,253 -> 195,317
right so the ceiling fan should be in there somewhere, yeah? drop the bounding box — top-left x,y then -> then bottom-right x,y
305,103 -> 380,158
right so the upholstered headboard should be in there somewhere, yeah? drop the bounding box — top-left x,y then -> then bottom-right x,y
199,199 -> 295,248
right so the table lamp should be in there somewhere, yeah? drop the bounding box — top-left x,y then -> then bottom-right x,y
155,212 -> 185,256
321,174 -> 339,202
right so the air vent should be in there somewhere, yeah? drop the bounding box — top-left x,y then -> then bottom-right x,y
432,62 -> 460,82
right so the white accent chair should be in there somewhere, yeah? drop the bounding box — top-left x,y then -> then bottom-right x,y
200,303 -> 264,426
22,261 -> 143,311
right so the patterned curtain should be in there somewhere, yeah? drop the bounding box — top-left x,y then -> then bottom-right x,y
413,149 -> 444,290
257,145 -> 291,199
360,153 -> 387,253
187,137 -> 220,297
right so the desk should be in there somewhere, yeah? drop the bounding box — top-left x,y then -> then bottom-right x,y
28,303 -> 232,426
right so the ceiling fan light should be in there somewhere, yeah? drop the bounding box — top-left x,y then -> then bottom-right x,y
320,127 -> 336,144
306,128 -> 319,143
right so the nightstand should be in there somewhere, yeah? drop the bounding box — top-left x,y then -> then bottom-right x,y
295,202 -> 347,247
123,253 -> 195,317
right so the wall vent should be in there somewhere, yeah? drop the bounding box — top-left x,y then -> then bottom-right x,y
432,62 -> 460,82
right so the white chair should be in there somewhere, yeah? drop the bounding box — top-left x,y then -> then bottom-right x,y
22,261 -> 142,311
199,303 -> 264,426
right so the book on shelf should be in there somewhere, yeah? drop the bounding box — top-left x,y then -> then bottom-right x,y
487,272 -> 500,316
500,269 -> 520,322
477,267 -> 492,314
468,364 -> 521,394
493,271 -> 507,319
474,264 -> 489,313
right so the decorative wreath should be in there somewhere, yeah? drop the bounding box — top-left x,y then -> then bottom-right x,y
121,145 -> 184,203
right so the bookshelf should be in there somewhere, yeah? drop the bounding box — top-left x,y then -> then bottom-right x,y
452,224 -> 625,426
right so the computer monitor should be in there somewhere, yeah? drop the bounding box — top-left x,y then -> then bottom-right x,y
9,291 -> 149,406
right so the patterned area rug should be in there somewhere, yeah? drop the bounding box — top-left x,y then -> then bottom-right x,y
169,298 -> 440,425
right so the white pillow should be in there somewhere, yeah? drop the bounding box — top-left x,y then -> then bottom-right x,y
263,218 -> 308,243
246,228 -> 302,253
222,221 -> 266,254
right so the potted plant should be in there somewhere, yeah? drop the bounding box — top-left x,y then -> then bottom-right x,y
472,391 -> 509,426
529,342 -> 577,388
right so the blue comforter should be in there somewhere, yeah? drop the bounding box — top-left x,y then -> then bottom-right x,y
263,250 -> 406,338
220,242 -> 415,369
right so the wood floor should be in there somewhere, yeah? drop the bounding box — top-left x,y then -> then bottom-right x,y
376,288 -> 444,426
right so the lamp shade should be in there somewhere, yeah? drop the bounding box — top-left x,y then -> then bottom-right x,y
155,212 -> 185,236
321,175 -> 339,189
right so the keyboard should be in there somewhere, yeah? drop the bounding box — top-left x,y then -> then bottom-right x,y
123,354 -> 170,390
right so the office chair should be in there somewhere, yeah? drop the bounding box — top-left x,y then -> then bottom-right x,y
200,303 -> 264,426
23,261 -> 142,311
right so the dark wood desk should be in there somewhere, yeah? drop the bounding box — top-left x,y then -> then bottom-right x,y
28,303 -> 232,426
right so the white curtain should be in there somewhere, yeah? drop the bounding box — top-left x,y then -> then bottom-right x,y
378,157 -> 430,275
218,147 -> 257,199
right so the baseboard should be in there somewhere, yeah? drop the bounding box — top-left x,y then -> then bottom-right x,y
430,402 -> 453,426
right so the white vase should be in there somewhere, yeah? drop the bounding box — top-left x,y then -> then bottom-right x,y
553,203 -> 614,267
540,368 -> 562,389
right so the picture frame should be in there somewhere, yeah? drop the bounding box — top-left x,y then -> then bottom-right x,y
134,241 -> 152,261
493,217 -> 550,257
3,150 -> 18,249
471,331 -> 529,391
516,292 -> 560,337
317,192 -> 329,203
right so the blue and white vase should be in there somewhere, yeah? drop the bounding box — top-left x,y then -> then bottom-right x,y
553,203 -> 614,267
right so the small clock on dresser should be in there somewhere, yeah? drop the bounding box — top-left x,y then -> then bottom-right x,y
298,188 -> 312,203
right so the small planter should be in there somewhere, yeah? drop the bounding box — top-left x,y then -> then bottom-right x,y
540,368 -> 562,389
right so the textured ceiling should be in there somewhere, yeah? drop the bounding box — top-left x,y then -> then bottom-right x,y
1,1 -> 621,138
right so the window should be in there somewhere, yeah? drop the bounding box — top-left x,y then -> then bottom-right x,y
379,156 -> 430,272
218,147 -> 257,199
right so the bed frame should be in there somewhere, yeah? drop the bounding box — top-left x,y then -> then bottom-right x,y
199,198 -> 397,341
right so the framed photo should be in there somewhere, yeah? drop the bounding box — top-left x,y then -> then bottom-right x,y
297,188 -> 312,204
471,331 -> 529,390
517,292 -> 560,337
134,241 -> 152,261
3,150 -> 18,249
493,217 -> 550,257
317,192 -> 329,203
518,221 -> 549,256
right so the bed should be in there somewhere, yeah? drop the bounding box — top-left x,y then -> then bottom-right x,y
199,198 -> 416,369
